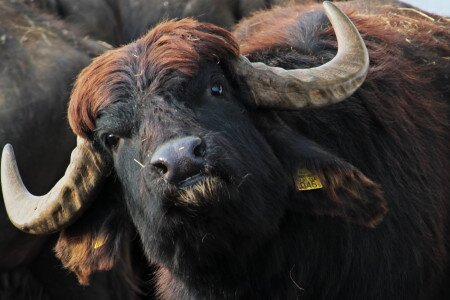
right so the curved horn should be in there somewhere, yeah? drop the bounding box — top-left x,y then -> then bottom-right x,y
236,1 -> 369,109
1,138 -> 108,234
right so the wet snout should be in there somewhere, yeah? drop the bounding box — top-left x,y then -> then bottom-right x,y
150,136 -> 206,186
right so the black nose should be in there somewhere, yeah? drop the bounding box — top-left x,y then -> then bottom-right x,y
150,136 -> 205,185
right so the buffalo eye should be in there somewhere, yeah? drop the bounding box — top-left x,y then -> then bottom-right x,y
105,134 -> 120,150
210,83 -> 223,96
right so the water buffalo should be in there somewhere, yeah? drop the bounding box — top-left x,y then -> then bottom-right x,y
26,0 -> 271,45
27,0 -> 372,46
3,1 -> 449,299
0,0 -> 141,299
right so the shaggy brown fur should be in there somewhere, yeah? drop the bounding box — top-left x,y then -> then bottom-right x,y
53,182 -> 141,298
68,19 -> 239,138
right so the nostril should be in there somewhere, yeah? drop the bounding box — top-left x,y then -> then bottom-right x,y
193,142 -> 205,158
152,161 -> 168,175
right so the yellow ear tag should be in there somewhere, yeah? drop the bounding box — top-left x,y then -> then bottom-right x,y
296,169 -> 323,191
93,236 -> 107,249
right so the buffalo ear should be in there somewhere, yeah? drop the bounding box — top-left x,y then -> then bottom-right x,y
262,121 -> 387,228
295,163 -> 387,228
54,180 -> 133,285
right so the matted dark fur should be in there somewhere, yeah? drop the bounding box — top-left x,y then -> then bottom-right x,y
65,2 -> 449,299
24,0 -> 274,45
0,0 -> 141,299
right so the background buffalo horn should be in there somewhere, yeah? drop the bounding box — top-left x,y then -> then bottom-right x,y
236,1 -> 369,109
1,138 -> 108,234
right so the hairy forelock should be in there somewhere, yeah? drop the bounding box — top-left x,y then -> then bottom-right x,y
68,19 -> 239,138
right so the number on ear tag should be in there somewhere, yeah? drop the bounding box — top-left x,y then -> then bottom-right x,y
296,169 -> 323,191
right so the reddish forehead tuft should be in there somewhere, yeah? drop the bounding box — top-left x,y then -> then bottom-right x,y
68,19 -> 239,138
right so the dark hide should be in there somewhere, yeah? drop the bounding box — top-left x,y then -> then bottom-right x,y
113,0 -> 268,44
26,0 -> 271,45
0,0 -> 85,271
0,236 -> 136,300
0,0 -> 141,298
30,0 -> 386,46
23,0 -> 417,46
24,0 -> 121,44
54,180 -> 142,295
65,2 -> 449,300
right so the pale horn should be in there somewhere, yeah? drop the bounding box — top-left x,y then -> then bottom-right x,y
1,137 -> 108,234
236,1 -> 369,109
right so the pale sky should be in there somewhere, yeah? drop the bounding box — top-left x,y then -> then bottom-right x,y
401,0 -> 450,16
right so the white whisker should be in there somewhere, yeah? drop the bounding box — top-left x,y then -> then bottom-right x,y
134,159 -> 145,168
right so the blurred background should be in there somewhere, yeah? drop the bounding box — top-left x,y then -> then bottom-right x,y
402,0 -> 450,16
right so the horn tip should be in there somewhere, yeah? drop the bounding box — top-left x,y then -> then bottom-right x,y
322,1 -> 339,13
2,143 -> 16,174
2,143 -> 14,155
2,143 -> 16,172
